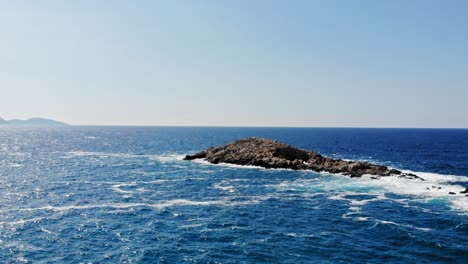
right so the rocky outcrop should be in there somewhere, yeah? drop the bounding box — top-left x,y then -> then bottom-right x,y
184,137 -> 423,180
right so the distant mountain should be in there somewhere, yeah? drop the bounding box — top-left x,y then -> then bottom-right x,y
0,117 -> 68,126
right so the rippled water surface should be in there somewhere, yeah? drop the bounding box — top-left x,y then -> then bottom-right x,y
0,126 -> 467,263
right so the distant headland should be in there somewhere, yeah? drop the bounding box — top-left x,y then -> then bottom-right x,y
0,117 -> 68,126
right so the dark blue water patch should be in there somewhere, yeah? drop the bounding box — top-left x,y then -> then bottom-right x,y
449,181 -> 468,189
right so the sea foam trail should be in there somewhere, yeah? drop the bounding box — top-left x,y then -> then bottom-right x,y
65,151 -> 185,162
374,219 -> 433,232
0,197 -> 272,216
111,183 -> 136,194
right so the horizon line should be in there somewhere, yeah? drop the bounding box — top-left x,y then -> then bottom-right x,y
43,124 -> 468,130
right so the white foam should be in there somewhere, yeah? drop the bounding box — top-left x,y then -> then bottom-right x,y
403,170 -> 468,183
40,227 -> 59,235
272,170 -> 468,213
355,172 -> 468,212
66,151 -> 134,158
111,183 -> 136,194
149,154 -> 186,163
0,217 -> 44,226
213,180 -> 237,193
194,158 -> 468,212
350,195 -> 386,206
2,197 -> 269,214
65,151 -> 185,163
115,232 -> 132,242
329,193 -> 349,201
8,163 -> 24,168
356,217 -> 369,221
6,152 -> 31,157
136,187 -> 147,192
193,159 -> 294,171
179,223 -> 204,229
375,219 -> 432,232
16,257 -> 29,263
342,210 -> 368,221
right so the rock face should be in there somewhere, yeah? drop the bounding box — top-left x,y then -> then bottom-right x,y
184,137 -> 423,180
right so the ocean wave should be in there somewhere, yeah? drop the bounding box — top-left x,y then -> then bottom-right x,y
213,180 -> 237,193
40,227 -> 59,236
111,183 -> 137,194
373,219 -> 432,232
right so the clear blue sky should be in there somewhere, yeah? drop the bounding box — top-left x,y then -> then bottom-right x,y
1,0 -> 467,127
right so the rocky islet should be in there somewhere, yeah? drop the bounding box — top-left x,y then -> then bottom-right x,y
184,138 -> 422,179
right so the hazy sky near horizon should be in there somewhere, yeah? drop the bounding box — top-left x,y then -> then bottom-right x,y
1,0 -> 467,127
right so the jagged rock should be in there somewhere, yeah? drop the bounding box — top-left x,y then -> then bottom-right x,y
460,188 -> 468,194
184,151 -> 206,160
184,138 -> 424,180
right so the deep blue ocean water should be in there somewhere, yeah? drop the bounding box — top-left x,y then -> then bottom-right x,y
0,126 -> 467,263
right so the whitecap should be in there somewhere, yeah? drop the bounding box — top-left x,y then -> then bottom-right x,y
193,159 -> 295,171
16,257 -> 29,263
213,181 -> 236,193
8,163 -> 24,168
0,217 -> 44,226
356,217 -> 369,221
115,232 -> 132,242
111,183 -> 136,194
40,227 -> 59,235
374,219 -> 432,232
149,154 -> 186,163
179,223 -> 204,229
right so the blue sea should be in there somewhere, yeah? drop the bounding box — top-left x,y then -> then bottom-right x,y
0,126 -> 467,263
